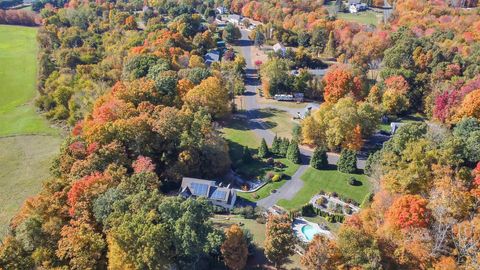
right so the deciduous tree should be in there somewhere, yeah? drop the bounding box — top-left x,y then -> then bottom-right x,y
221,225 -> 248,270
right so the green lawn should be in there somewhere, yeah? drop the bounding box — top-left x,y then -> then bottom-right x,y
238,158 -> 300,202
0,25 -> 62,238
211,215 -> 302,269
257,108 -> 297,139
0,135 -> 62,237
325,2 -> 381,26
277,167 -> 371,210
0,25 -> 57,136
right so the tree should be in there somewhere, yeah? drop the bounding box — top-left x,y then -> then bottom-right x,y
264,214 -> 295,268
382,75 -> 410,115
259,58 -> 291,97
184,76 -> 231,119
279,138 -> 290,157
258,138 -> 270,158
337,226 -> 382,269
242,146 -> 252,163
323,67 -> 361,103
221,225 -> 248,270
271,135 -> 281,155
310,147 -> 328,169
455,89 -> 480,120
287,141 -> 301,164
386,195 -> 431,229
325,31 -> 335,58
223,23 -> 241,43
337,149 -> 357,173
254,30 -> 265,47
301,235 -> 340,270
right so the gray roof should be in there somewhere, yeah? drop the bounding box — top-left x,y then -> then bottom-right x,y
180,177 -> 234,203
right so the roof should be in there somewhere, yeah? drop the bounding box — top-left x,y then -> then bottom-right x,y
180,177 -> 234,203
227,14 -> 241,21
273,43 -> 286,52
348,0 -> 361,4
205,50 -> 220,63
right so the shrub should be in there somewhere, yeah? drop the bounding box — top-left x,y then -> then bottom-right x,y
337,149 -> 357,173
274,161 -> 286,168
256,216 -> 266,224
264,172 -> 275,182
272,174 -> 282,182
233,206 -> 256,219
301,204 -> 316,217
348,177 -> 358,186
266,157 -> 274,166
316,197 -> 327,206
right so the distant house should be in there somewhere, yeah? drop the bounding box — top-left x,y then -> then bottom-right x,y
390,122 -> 405,134
227,14 -> 241,25
349,0 -> 368,13
272,42 -> 286,56
204,50 -> 220,66
216,6 -> 228,14
274,94 -> 294,101
180,177 -> 237,209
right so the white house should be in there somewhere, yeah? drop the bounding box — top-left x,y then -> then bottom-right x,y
272,42 -> 286,56
180,177 -> 237,210
226,14 -> 241,25
349,0 -> 368,13
216,6 -> 227,14
204,50 -> 220,66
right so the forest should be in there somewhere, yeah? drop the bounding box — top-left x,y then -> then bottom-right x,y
0,0 -> 479,269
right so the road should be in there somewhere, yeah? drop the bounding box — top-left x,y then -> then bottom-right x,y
235,29 -> 365,208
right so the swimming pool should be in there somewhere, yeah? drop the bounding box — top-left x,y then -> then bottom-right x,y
301,224 -> 321,241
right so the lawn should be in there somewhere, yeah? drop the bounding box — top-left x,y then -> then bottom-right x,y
211,215 -> 302,269
237,158 -> 300,202
277,167 -> 371,210
0,25 -> 57,136
0,135 -> 62,237
257,108 -> 298,139
325,2 -> 381,26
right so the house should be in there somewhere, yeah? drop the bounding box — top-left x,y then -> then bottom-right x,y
272,42 -> 286,56
227,14 -> 241,25
274,94 -> 294,101
390,122 -> 405,134
349,0 -> 368,13
293,93 -> 304,102
216,6 -> 228,14
180,177 -> 237,210
204,50 -> 220,66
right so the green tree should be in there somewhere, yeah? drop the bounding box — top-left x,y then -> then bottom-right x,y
287,141 -> 301,164
258,138 -> 270,158
271,135 -> 281,155
279,138 -> 290,157
337,149 -> 357,173
264,215 -> 295,268
223,23 -> 241,43
242,146 -> 252,163
337,227 -> 382,269
254,31 -> 265,47
310,147 -> 328,169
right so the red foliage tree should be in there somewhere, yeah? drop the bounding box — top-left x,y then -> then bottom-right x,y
132,156 -> 156,173
386,194 -> 431,230
323,67 -> 361,103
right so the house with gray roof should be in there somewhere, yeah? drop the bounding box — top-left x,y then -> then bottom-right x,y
180,177 -> 237,209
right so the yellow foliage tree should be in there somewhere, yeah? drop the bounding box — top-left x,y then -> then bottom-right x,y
220,225 -> 248,270
184,76 -> 231,118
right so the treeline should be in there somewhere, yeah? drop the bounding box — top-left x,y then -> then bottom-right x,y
0,9 -> 39,25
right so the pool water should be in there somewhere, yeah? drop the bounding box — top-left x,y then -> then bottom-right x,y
301,224 -> 320,241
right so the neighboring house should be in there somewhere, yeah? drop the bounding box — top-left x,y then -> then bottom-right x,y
204,50 -> 220,66
349,0 -> 368,13
216,6 -> 228,14
227,14 -> 241,25
390,122 -> 405,134
274,94 -> 294,101
272,42 -> 286,56
180,177 -> 237,210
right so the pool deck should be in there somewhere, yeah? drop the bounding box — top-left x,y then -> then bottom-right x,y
292,217 -> 333,242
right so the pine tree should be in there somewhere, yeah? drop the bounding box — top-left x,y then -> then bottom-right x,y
279,138 -> 290,157
242,146 -> 252,163
287,141 -> 301,164
271,135 -> 281,155
310,147 -> 328,169
258,138 -> 269,158
325,31 -> 335,58
337,149 -> 357,173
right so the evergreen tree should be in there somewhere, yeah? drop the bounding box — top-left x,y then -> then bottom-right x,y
287,141 -> 301,164
279,138 -> 290,157
258,138 -> 269,158
271,135 -> 281,155
310,147 -> 328,169
337,149 -> 357,173
325,31 -> 335,58
242,146 -> 252,163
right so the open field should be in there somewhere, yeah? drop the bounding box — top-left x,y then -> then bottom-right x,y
211,215 -> 302,269
0,135 -> 61,237
0,25 -> 62,238
257,108 -> 298,139
325,2 -> 381,25
0,25 -> 57,136
277,166 -> 371,210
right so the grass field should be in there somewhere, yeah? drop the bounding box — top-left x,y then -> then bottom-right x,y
257,108 -> 297,139
0,25 -> 57,136
325,2 -> 381,25
0,25 -> 62,238
237,158 -> 300,202
277,167 -> 371,210
211,215 -> 302,269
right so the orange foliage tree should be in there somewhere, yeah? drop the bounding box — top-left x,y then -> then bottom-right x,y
323,67 -> 361,103
386,195 -> 431,230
